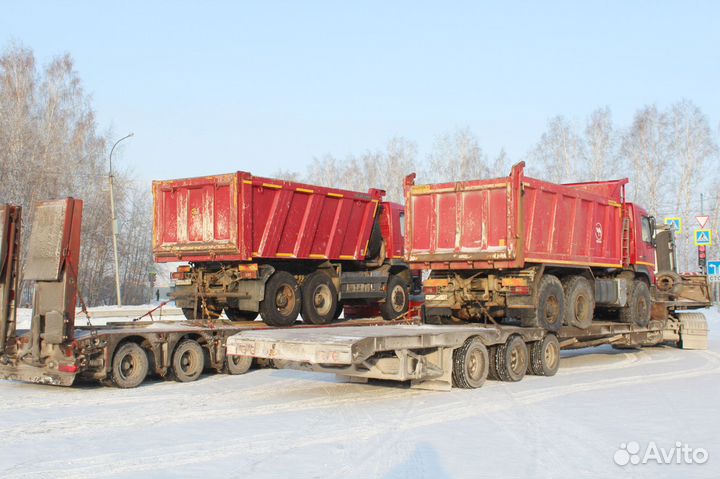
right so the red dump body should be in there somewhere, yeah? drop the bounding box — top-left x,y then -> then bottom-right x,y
404,162 -> 636,271
153,173 -> 384,263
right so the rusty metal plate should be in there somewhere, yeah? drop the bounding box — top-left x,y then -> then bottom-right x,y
23,200 -> 68,281
0,205 -> 7,272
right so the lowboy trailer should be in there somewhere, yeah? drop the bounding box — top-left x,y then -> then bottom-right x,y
226,311 -> 708,391
0,199 -> 417,388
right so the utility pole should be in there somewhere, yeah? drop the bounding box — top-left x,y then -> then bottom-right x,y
108,133 -> 134,306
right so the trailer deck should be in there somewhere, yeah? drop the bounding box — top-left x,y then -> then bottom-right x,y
226,312 -> 708,391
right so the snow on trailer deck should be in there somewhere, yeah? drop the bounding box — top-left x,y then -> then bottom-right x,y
0,308 -> 718,479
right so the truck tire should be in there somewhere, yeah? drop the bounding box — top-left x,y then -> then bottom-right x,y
182,302 -> 221,320
562,276 -> 594,329
452,336 -> 489,389
492,335 -> 528,382
619,279 -> 651,327
520,274 -> 564,332
260,271 -> 302,326
380,274 -> 409,320
226,354 -> 253,375
172,339 -> 205,382
302,272 -> 339,325
528,334 -> 560,376
111,342 -> 149,389
225,308 -> 258,322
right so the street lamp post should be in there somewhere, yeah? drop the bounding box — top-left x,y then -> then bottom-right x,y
108,132 -> 134,306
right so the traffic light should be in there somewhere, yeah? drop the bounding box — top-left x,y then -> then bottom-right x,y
698,245 -> 707,271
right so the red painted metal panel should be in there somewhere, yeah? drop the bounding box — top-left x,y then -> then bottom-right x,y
404,163 -> 630,270
153,173 -> 385,263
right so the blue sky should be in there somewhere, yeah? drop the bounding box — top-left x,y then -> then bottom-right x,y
2,1 -> 719,181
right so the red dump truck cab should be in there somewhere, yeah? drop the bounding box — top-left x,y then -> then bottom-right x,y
404,162 -> 659,331
152,172 -> 412,327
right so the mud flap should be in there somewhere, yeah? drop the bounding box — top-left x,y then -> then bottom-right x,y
676,312 -> 708,350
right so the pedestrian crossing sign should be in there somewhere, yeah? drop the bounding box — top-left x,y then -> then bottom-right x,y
694,229 -> 712,246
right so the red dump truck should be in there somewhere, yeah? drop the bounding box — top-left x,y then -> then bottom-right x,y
153,173 -> 412,326
403,162 -> 706,330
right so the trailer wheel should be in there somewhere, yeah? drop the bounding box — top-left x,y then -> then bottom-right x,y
225,308 -> 258,321
380,274 -> 409,320
492,335 -> 528,382
620,280 -> 651,327
260,271 -> 302,326
528,334 -> 560,376
452,337 -> 489,389
172,339 -> 205,382
111,342 -> 149,388
562,276 -> 594,329
520,274 -> 564,332
302,272 -> 339,325
226,354 -> 253,375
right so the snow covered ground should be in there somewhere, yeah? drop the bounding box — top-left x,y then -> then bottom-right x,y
1,309 -> 719,478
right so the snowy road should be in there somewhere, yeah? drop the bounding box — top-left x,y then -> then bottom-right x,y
1,310 -> 719,478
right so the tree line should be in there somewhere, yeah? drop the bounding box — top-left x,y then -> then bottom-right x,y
0,44 -> 153,306
2,42 -> 718,311
278,105 -> 720,273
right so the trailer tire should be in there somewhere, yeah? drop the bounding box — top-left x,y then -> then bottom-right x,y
520,274 -> 564,332
620,280 -> 651,327
302,272 -> 339,325
172,339 -> 205,382
226,354 -> 253,375
562,276 -> 594,329
380,274 -> 409,320
260,271 -> 302,326
111,342 -> 149,389
493,335 -> 528,382
225,308 -> 258,322
528,334 -> 560,376
452,337 -> 489,389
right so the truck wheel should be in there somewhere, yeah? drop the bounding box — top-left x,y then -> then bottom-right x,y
528,334 -> 560,376
225,308 -> 258,321
620,280 -> 651,327
452,337 -> 489,389
112,342 -> 149,388
302,272 -> 339,325
493,335 -> 528,382
172,339 -> 205,382
520,274 -> 564,332
562,276 -> 594,329
380,274 -> 409,320
226,354 -> 253,375
260,271 -> 302,326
